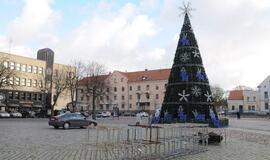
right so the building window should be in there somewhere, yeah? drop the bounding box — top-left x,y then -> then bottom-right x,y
253,96 -> 256,102
114,78 -> 117,83
247,96 -> 249,102
39,80 -> 43,88
129,95 -> 132,100
100,96 -> 103,101
114,95 -> 117,100
106,96 -> 109,101
146,93 -> 150,99
4,61 -> 8,68
122,95 -> 125,100
265,103 -> 269,110
146,85 -> 150,90
86,96 -> 90,101
100,104 -> 103,110
9,77 -> 13,85
129,86 -> 132,91
14,92 -> 19,99
114,87 -> 117,92
122,87 -> 125,92
129,104 -> 132,108
8,92 -> 13,99
27,79 -> 32,87
248,105 -> 251,111
156,94 -> 159,99
33,66 -> 38,74
121,78 -> 124,82
21,78 -> 26,86
20,92 -> 26,100
15,77 -> 20,86
16,63 -> 21,71
232,105 -> 235,110
21,64 -> 26,72
26,93 -> 31,100
33,80 -> 37,87
137,85 -> 141,91
81,96 -> 84,101
121,104 -> 125,109
252,106 -> 255,111
156,85 -> 159,90
33,94 -> 37,101
38,94 -> 42,101
80,89 -> 83,93
106,104 -> 109,110
137,93 -> 141,100
107,88 -> 110,92
10,62 -> 15,70
264,92 -> 268,99
27,65 -> 32,73
39,67 -> 43,74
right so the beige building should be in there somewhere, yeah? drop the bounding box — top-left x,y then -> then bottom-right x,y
227,89 -> 260,113
77,69 -> 170,113
0,49 -> 72,113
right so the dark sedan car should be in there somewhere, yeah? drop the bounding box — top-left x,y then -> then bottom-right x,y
48,113 -> 97,129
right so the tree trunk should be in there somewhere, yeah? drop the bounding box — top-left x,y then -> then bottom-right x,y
92,89 -> 96,120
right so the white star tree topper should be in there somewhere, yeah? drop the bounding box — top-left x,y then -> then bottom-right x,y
178,90 -> 190,102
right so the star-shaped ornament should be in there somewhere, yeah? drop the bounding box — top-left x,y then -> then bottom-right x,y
204,91 -> 212,102
178,90 -> 190,102
192,50 -> 200,58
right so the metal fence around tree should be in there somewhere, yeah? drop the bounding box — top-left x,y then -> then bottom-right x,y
84,123 -> 209,160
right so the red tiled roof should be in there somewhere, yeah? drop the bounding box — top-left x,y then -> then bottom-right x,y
79,75 -> 109,85
228,90 -> 244,100
78,68 -> 171,85
121,68 -> 171,82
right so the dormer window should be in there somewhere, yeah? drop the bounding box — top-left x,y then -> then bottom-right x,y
142,76 -> 147,80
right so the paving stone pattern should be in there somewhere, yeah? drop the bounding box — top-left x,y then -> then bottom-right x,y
0,118 -> 270,160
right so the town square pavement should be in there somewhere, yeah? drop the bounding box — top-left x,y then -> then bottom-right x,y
0,117 -> 270,160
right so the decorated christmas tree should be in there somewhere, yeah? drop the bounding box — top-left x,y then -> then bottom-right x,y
161,5 -> 218,123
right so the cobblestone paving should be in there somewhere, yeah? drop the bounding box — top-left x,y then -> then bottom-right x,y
0,118 -> 270,160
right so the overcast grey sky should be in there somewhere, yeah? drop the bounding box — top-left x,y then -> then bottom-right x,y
0,0 -> 270,90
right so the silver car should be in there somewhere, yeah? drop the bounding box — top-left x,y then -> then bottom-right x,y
0,111 -> 10,118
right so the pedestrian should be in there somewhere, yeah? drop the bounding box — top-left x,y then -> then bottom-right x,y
237,112 -> 240,119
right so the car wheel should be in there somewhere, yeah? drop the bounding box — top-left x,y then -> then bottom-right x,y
54,126 -> 59,129
63,122 -> 70,129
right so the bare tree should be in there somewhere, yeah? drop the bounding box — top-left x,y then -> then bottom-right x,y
51,68 -> 69,116
0,58 -> 16,89
211,85 -> 227,112
66,60 -> 84,112
83,61 -> 107,119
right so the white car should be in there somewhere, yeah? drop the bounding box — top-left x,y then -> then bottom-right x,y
9,111 -> 22,118
0,111 -> 10,118
102,111 -> 111,118
137,112 -> 149,117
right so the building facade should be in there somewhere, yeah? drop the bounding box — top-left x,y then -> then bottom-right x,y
77,69 -> 170,113
258,75 -> 270,114
0,49 -> 72,113
228,89 -> 260,113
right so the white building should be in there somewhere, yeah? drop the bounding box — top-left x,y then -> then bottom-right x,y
257,75 -> 270,114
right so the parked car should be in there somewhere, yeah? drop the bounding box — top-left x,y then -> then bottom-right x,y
9,111 -> 22,118
123,112 -> 131,116
96,112 -> 103,118
0,111 -> 10,118
102,111 -> 111,118
21,110 -> 36,118
48,112 -> 97,129
136,112 -> 149,117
